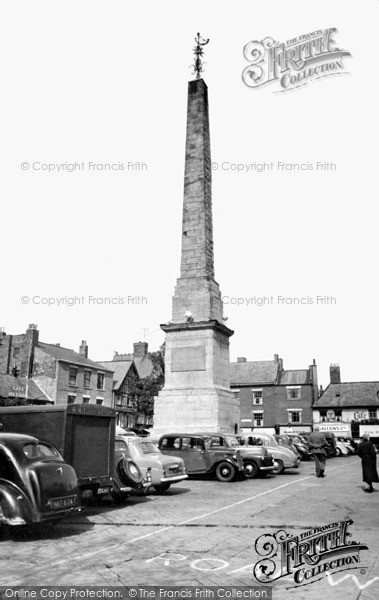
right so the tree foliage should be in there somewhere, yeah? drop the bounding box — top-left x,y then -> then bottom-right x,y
129,345 -> 165,416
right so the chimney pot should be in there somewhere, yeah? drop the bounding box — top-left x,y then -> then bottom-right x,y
133,342 -> 148,358
237,357 -> 247,363
79,340 -> 88,358
329,364 -> 341,384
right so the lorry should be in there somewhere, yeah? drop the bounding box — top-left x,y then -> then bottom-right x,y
0,404 -> 116,500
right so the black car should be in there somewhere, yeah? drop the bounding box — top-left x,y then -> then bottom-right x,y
159,433 -> 245,482
0,433 -> 80,535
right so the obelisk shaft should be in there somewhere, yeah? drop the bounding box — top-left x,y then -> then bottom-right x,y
172,79 -> 223,324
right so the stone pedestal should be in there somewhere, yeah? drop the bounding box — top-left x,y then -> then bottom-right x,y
152,321 -> 240,436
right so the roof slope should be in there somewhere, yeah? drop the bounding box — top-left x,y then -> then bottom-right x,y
230,361 -> 279,386
38,343 -> 113,372
279,370 -> 310,385
0,375 -> 52,403
314,382 -> 379,408
99,360 -> 134,390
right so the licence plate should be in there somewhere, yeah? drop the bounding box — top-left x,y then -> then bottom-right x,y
97,486 -> 112,495
50,496 -> 77,510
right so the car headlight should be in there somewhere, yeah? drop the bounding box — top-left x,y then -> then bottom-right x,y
129,464 -> 139,477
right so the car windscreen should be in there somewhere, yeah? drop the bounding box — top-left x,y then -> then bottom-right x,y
138,441 -> 160,454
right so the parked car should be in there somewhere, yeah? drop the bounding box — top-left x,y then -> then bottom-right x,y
335,440 -> 350,457
283,434 -> 313,461
116,436 -> 188,493
239,433 -> 300,475
113,437 -> 152,500
338,437 -> 358,454
158,433 -> 245,482
274,435 -> 301,458
204,433 -> 275,479
0,433 -> 80,535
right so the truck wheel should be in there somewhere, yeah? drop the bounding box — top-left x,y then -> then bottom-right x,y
272,460 -> 284,475
215,462 -> 236,482
243,460 -> 259,479
153,483 -> 171,493
118,459 -> 143,489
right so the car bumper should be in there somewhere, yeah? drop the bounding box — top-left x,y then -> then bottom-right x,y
259,465 -> 275,471
161,474 -> 188,483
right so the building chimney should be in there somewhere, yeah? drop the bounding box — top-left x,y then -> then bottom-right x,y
330,363 -> 341,384
237,357 -> 247,363
79,340 -> 88,358
21,324 -> 39,377
309,359 -> 319,404
133,342 -> 148,358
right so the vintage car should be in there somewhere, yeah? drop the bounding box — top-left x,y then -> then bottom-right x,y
158,433 -> 245,482
116,436 -> 187,493
205,433 -> 275,478
239,433 -> 301,475
335,439 -> 350,456
338,437 -> 358,454
282,433 -> 313,460
113,436 -> 152,501
0,433 -> 80,534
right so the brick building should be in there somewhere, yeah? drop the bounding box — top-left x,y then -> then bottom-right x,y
230,354 -> 318,433
0,325 -> 113,407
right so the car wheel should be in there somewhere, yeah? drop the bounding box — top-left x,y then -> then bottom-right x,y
243,460 -> 259,479
272,460 -> 284,475
118,459 -> 143,488
153,483 -> 171,493
215,462 -> 236,482
335,447 -> 341,457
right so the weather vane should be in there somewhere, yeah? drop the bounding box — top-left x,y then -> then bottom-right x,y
191,32 -> 210,79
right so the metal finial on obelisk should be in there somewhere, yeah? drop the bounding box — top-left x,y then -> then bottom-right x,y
191,32 -> 210,79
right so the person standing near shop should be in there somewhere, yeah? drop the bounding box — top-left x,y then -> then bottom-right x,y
309,430 -> 327,477
358,434 -> 379,493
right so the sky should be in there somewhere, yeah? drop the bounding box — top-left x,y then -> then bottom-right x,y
1,1 -> 378,389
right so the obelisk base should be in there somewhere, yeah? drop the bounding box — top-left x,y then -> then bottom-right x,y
150,387 -> 240,438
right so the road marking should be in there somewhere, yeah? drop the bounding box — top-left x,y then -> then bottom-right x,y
145,553 -> 187,566
3,460 -> 359,584
326,572 -> 379,589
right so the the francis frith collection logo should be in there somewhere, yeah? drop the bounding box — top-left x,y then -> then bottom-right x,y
253,519 -> 368,586
242,27 -> 351,92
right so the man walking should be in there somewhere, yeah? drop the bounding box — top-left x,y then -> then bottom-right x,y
309,430 -> 327,477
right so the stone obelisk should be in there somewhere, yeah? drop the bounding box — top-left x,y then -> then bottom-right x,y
152,35 -> 240,434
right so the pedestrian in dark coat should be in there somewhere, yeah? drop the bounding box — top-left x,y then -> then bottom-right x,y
358,434 -> 379,493
309,431 -> 327,477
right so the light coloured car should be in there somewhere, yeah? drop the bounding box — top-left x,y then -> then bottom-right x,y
335,440 -> 349,456
239,433 -> 301,475
118,436 -> 188,493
